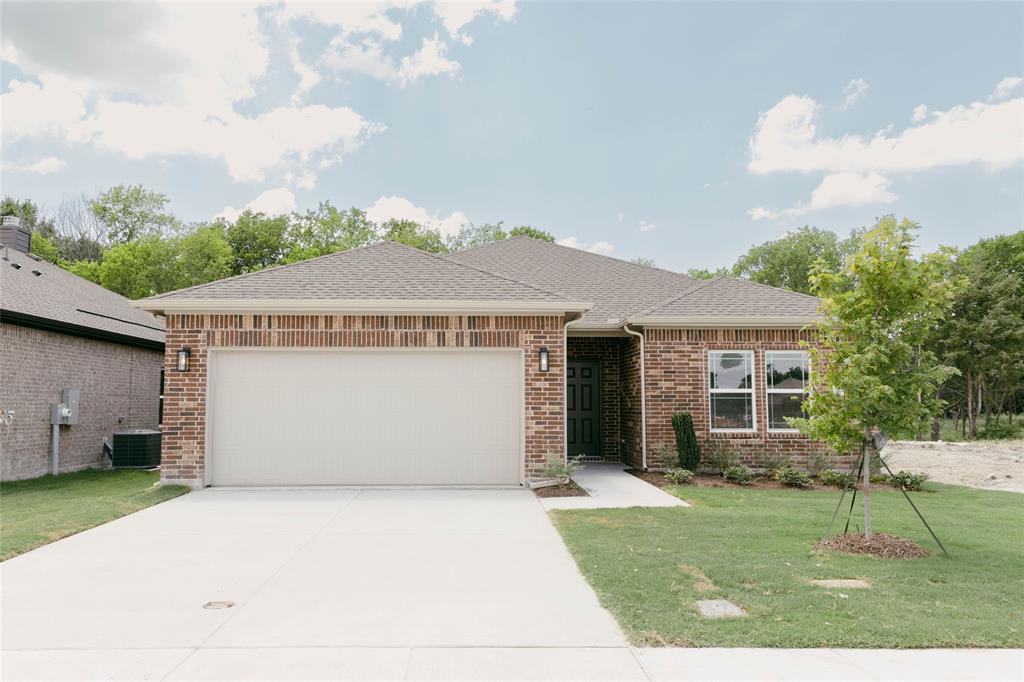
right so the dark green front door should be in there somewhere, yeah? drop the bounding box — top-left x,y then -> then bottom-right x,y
567,361 -> 602,457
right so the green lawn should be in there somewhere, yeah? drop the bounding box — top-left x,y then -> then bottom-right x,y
551,483 -> 1024,648
1,469 -> 188,561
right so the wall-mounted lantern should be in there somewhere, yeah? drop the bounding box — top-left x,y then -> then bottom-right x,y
538,347 -> 550,373
176,346 -> 192,372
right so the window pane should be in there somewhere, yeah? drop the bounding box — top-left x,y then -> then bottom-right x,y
710,352 -> 753,390
711,393 -> 754,430
766,351 -> 807,391
768,392 -> 807,429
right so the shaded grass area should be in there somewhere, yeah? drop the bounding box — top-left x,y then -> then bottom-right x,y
551,483 -> 1024,647
1,469 -> 188,561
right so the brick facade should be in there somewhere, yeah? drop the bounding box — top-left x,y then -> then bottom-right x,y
161,313 -> 566,486
642,327 -> 837,469
0,323 -> 163,480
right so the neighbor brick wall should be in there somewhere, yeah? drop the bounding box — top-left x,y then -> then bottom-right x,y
161,313 -> 566,486
0,323 -> 162,480
566,337 -> 622,460
642,328 -> 840,470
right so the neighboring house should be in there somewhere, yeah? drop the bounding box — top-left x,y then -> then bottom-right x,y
137,238 -> 832,489
0,218 -> 165,481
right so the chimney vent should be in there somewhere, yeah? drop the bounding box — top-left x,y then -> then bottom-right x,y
0,216 -> 32,254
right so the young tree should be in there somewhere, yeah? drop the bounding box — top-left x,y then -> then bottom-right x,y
793,216 -> 962,540
90,185 -> 178,243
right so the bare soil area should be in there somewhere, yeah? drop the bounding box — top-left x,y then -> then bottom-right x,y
533,480 -> 590,498
882,439 -> 1024,493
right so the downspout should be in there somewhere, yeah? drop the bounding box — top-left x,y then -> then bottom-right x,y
563,316 -> 573,462
622,323 -> 647,470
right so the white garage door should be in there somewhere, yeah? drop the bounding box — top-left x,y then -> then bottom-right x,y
208,350 -> 522,486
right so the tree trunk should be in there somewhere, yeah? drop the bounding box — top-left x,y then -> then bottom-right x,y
967,369 -> 977,439
862,440 -> 873,541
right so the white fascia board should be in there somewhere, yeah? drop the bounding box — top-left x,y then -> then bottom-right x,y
133,298 -> 593,315
627,315 -> 820,329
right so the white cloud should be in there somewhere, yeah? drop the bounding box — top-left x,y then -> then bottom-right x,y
749,85 -> 1024,176
433,1 -> 517,45
3,156 -> 68,175
840,78 -> 869,110
992,76 -> 1023,101
365,195 -> 469,237
702,182 -> 712,190
616,210 -> 625,223
0,74 -> 87,139
399,36 -> 460,85
215,187 -> 297,222
639,220 -> 657,232
912,104 -> 928,122
557,236 -> 615,255
749,172 -> 896,221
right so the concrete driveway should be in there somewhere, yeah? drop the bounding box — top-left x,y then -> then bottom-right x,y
1,488 -> 632,680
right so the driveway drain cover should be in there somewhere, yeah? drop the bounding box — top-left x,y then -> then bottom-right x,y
203,601 -> 235,609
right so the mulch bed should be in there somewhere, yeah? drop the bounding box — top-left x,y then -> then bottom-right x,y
533,480 -> 590,498
815,533 -> 930,559
628,469 -> 801,490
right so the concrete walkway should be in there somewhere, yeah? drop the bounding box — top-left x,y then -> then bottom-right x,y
540,462 -> 689,510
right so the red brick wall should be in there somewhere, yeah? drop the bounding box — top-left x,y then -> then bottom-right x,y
566,337 -> 622,460
620,334 -> 644,468
161,313 -> 565,486
642,328 -> 839,470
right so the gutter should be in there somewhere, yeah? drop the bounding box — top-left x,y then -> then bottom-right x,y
626,315 -> 818,329
0,309 -> 165,351
134,298 -> 593,316
621,323 -> 647,470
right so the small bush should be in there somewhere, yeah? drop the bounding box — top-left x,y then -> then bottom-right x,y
761,452 -> 791,479
818,470 -> 856,489
778,466 -> 813,488
705,444 -> 739,474
671,413 -> 701,471
870,473 -> 891,485
664,468 -> 695,485
723,465 -> 755,485
808,451 -> 835,476
888,470 -> 928,491
978,421 -> 1024,441
542,454 -> 581,483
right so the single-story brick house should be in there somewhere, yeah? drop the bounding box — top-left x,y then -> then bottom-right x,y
0,218 -> 165,481
137,238 -> 830,488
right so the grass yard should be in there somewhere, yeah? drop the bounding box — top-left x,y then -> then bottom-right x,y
1,469 -> 188,561
551,483 -> 1024,648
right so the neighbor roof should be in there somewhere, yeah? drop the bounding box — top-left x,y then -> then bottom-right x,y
0,250 -> 165,348
138,241 -> 590,314
447,237 -> 701,327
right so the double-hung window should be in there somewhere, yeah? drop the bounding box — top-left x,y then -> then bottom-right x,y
709,350 -> 755,431
765,351 -> 809,430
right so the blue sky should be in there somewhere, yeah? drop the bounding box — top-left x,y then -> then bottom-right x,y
2,1 -> 1021,272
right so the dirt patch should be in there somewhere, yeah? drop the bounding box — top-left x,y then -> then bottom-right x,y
629,469 -> 806,490
815,532 -> 930,559
678,564 -> 718,593
533,480 -> 590,498
882,440 -> 1024,493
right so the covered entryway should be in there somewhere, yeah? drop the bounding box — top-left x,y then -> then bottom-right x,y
207,349 -> 522,486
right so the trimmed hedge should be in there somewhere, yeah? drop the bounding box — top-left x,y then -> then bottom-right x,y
671,413 -> 701,471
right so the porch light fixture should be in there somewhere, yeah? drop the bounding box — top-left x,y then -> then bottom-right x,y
176,346 -> 191,372
538,347 -> 550,373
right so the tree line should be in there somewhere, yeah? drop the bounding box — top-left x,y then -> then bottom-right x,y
3,187 -> 1021,440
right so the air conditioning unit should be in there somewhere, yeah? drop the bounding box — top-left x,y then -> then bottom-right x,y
105,429 -> 162,468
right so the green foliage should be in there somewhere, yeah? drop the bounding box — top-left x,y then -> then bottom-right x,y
793,216 -> 963,455
977,421 -> 1024,440
225,211 -> 289,274
90,185 -> 177,243
542,454 -> 581,483
507,225 -> 554,242
723,464 -> 755,485
664,468 -> 695,485
777,466 -> 813,488
1,196 -> 41,227
888,470 -> 928,491
670,413 -> 701,471
870,473 -> 891,485
686,266 -> 728,279
446,222 -> 555,252
632,257 -> 656,268
382,218 -> 448,254
29,233 -> 60,263
731,226 -> 861,294
818,470 -> 856,489
760,452 -> 791,479
284,202 -> 376,262
807,451 -> 834,477
66,259 -> 102,284
704,444 -> 739,474
98,237 -> 178,299
173,225 -> 232,288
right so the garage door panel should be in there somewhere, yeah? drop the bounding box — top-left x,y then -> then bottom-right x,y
209,350 -> 522,486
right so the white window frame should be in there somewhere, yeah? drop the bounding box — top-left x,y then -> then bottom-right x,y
765,350 -> 809,433
708,350 -> 756,433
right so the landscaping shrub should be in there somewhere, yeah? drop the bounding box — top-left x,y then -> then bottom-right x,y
818,470 -> 856,489
870,473 -> 891,485
761,452 -> 791,479
543,454 -> 581,483
888,470 -> 928,491
704,444 -> 739,474
778,466 -> 813,488
978,421 -> 1024,440
723,465 -> 755,485
671,413 -> 701,471
664,468 -> 695,485
808,451 -> 835,476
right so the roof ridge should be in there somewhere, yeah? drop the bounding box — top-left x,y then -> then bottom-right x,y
388,240 -> 572,301
630,275 -> 725,318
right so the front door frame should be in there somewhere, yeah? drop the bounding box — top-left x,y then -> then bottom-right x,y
566,357 -> 603,459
